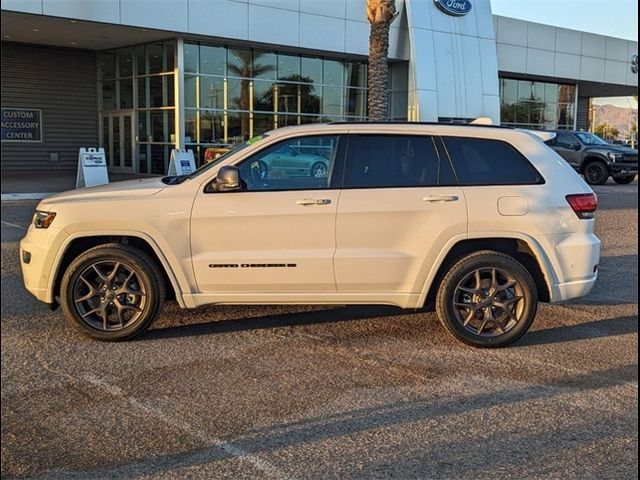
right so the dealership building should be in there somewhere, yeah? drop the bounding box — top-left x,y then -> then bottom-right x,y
1,0 -> 637,175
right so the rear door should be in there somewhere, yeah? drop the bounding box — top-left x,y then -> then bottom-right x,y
333,134 -> 467,294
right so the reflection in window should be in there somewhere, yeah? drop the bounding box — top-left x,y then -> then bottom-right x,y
200,45 -> 226,76
278,54 -> 300,78
200,76 -> 224,110
238,135 -> 338,191
184,44 -> 199,74
119,79 -> 133,109
118,48 -> 133,77
199,110 -> 224,144
301,57 -> 323,85
500,78 -> 576,130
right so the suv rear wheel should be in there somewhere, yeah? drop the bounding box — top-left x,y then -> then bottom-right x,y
60,244 -> 165,341
436,251 -> 538,348
583,161 -> 609,185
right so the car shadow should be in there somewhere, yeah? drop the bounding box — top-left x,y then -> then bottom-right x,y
138,304 -> 425,341
516,315 -> 638,347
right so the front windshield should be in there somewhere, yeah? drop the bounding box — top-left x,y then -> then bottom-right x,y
575,132 -> 609,146
183,135 -> 268,180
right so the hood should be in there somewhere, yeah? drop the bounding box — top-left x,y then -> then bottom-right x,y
40,177 -> 167,206
585,145 -> 638,155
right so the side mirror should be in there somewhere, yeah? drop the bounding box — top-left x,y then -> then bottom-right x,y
570,143 -> 581,151
214,166 -> 241,192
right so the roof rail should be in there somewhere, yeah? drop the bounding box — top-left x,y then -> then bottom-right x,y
327,120 -> 513,129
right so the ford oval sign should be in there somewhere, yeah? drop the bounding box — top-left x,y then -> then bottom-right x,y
434,0 -> 473,16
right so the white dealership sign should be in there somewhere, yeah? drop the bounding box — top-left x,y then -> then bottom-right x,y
167,149 -> 196,176
76,147 -> 109,188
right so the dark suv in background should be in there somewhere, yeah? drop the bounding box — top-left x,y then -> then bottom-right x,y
546,131 -> 638,185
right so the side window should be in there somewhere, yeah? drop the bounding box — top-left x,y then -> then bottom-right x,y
237,135 -> 339,191
443,137 -> 543,186
343,135 -> 455,188
556,133 -> 578,148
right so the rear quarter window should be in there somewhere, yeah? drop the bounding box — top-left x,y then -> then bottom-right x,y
443,137 -> 544,186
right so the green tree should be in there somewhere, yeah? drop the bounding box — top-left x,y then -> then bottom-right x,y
366,0 -> 397,120
594,123 -> 619,142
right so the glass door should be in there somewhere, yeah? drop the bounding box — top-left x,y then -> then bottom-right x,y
102,112 -> 136,173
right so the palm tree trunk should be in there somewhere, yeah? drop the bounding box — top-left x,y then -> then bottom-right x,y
366,0 -> 396,121
368,22 -> 391,120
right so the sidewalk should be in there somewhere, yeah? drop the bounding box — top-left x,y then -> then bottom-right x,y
1,170 -> 161,200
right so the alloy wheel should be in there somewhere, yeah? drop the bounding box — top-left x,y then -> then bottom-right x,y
311,162 -> 327,178
452,267 -> 525,337
72,260 -> 147,331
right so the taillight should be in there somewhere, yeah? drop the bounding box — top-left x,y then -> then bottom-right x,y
566,193 -> 597,219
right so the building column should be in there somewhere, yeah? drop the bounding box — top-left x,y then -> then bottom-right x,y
174,37 -> 185,150
576,96 -> 590,131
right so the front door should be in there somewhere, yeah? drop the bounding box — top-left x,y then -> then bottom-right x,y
190,135 -> 342,294
102,112 -> 135,173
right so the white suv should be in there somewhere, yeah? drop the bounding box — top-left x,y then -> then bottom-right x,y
20,123 -> 600,347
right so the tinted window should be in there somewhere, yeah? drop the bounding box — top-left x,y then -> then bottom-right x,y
344,135 -> 455,188
556,133 -> 578,148
237,136 -> 338,191
443,137 -> 543,185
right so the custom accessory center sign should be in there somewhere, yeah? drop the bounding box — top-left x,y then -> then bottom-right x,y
1,108 -> 43,142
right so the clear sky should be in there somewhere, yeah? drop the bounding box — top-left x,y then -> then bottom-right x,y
489,0 -> 638,41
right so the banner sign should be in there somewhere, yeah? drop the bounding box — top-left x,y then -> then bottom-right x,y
1,108 -> 43,142
168,149 -> 196,176
76,148 -> 109,188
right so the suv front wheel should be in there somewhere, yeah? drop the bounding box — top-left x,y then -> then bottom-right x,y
60,244 -> 165,341
436,251 -> 538,348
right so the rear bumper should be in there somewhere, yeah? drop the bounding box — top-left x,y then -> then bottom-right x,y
551,275 -> 597,302
545,232 -> 600,302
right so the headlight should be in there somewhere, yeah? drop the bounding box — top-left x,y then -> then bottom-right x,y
608,152 -> 624,162
33,211 -> 56,229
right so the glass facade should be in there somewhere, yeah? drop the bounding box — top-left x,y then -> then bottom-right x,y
183,42 -> 372,164
99,40 -> 176,174
500,78 -> 576,130
98,39 -> 409,173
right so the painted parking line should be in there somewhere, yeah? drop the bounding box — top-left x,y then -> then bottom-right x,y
1,220 -> 26,230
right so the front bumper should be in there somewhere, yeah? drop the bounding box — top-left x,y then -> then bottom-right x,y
20,225 -> 68,304
610,164 -> 638,177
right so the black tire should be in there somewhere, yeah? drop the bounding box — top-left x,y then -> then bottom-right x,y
613,175 -> 636,185
60,244 -> 165,341
583,161 -> 609,185
435,251 -> 538,348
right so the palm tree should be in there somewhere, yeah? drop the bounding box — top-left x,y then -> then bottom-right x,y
366,0 -> 398,120
228,49 -> 275,140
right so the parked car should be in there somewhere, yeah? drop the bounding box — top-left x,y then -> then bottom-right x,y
253,143 -> 330,179
545,130 -> 638,185
20,123 -> 600,347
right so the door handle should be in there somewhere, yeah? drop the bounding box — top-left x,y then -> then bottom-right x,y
422,195 -> 459,203
296,198 -> 332,206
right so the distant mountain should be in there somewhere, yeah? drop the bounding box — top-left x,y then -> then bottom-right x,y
592,104 -> 637,138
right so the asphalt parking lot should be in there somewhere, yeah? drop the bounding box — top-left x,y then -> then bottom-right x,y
1,181 -> 638,479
